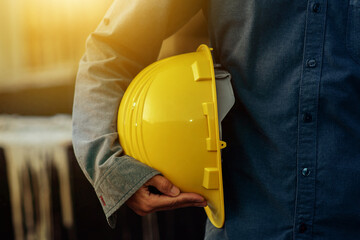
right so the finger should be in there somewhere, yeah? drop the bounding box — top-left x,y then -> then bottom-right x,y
155,201 -> 207,212
149,192 -> 207,211
146,175 -> 180,197
126,188 -> 207,216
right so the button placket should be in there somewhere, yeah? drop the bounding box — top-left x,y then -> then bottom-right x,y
294,0 -> 327,238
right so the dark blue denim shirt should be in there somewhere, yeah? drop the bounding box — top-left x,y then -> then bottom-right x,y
205,0 -> 360,239
73,0 -> 360,237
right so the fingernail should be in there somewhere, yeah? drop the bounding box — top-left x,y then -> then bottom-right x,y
170,186 -> 180,196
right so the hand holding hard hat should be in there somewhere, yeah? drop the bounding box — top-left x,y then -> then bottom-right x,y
118,45 -> 235,228
126,175 -> 207,216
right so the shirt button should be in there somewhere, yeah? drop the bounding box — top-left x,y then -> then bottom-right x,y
299,223 -> 307,233
303,112 -> 312,123
312,3 -> 321,13
306,59 -> 317,68
302,168 -> 311,176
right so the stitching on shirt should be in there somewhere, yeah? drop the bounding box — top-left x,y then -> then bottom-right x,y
94,156 -> 130,189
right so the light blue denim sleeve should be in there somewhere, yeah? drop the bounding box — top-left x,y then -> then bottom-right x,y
72,0 -> 203,228
72,53 -> 161,227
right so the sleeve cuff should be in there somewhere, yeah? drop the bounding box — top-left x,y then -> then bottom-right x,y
94,155 -> 160,228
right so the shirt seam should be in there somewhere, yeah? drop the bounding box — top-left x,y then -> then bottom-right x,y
94,155 -> 132,189
311,0 -> 328,235
293,1 -> 311,238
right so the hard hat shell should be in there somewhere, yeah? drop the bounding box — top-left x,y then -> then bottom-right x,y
117,45 -> 225,228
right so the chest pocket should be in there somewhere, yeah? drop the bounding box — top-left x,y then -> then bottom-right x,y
347,0 -> 360,64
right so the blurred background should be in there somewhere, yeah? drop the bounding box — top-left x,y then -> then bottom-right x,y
0,0 -> 209,239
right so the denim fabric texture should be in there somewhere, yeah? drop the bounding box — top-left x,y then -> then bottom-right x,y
73,0 -> 360,238
205,0 -> 360,239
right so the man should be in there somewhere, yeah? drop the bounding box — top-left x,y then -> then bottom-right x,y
72,0 -> 360,239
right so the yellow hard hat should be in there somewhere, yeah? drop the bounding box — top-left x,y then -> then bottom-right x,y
117,45 -> 229,228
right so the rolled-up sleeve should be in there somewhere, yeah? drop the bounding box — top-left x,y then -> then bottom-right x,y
72,0 -> 203,228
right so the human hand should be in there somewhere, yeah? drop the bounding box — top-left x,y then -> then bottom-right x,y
126,175 -> 207,216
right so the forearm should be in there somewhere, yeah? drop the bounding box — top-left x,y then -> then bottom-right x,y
72,53 -> 161,227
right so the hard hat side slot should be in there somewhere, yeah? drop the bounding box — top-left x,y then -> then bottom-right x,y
202,102 -> 217,152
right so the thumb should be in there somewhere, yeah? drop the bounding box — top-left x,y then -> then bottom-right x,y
146,175 -> 180,197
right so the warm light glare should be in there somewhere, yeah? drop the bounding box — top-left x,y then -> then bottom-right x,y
0,0 -> 113,90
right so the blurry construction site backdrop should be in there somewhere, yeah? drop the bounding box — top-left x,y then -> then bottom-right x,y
0,0 -> 209,239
